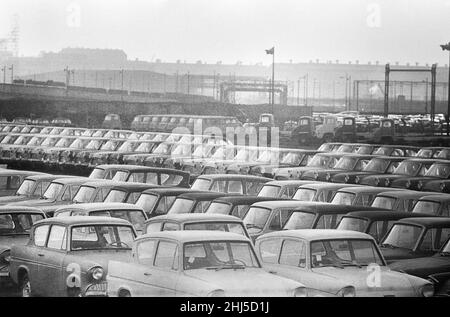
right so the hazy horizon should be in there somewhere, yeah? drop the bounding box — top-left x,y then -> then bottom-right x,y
1,0 -> 449,65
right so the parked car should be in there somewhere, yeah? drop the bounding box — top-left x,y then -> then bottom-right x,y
102,114 -> 122,130
317,142 -> 342,152
380,217 -> 450,263
0,170 -> 46,197
103,183 -> 161,204
372,145 -> 419,157
106,231 -> 307,297
330,186 -> 402,207
389,237 -> 450,296
71,180 -> 117,204
410,195 -> 450,216
205,196 -> 286,219
8,177 -> 89,217
134,188 -> 204,218
255,229 -> 434,297
292,183 -> 356,203
370,190 -> 437,212
191,175 -> 271,196
111,166 -> 190,188
53,202 -> 147,234
167,192 -> 232,215
0,206 -> 46,285
359,158 -> 438,187
331,156 -> 404,184
336,210 -> 435,243
145,214 -> 250,239
0,174 -> 74,206
89,164 -> 135,180
391,160 -> 450,191
9,216 -> 137,297
257,180 -> 317,199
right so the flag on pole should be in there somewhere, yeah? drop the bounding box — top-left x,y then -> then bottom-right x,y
265,47 -> 275,55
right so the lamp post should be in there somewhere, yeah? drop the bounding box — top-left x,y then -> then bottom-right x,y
265,47 -> 275,114
441,42 -> 450,136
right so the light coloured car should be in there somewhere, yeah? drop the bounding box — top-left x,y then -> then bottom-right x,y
255,229 -> 435,297
107,230 -> 308,297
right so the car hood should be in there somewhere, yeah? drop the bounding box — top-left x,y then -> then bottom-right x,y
380,247 -> 419,263
389,254 -> 450,278
68,249 -> 132,270
0,235 -> 30,252
332,171 -> 372,183
310,266 -> 419,296
360,174 -> 409,186
391,177 -> 440,188
8,198 -> 56,207
0,195 -> 37,205
184,268 -> 301,297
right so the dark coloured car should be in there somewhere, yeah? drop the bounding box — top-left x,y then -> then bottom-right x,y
391,160 -> 450,191
370,190 -> 438,213
371,145 -> 419,157
380,217 -> 450,263
389,237 -> 450,296
330,186 -> 403,207
257,180 -> 317,199
191,174 -> 271,196
359,158 -> 438,188
300,154 -> 377,182
167,192 -> 232,214
416,147 -> 450,159
410,195 -> 450,217
111,166 -> 190,188
316,142 -> 342,152
89,164 -> 137,180
331,156 -> 404,184
103,182 -> 161,204
71,180 -> 117,204
292,183 -> 357,203
336,210 -> 435,243
134,188 -> 206,217
205,195 -> 287,219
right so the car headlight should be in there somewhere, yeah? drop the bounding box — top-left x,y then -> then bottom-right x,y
294,287 -> 308,297
90,267 -> 104,281
208,289 -> 225,297
337,286 -> 356,297
420,284 -> 434,297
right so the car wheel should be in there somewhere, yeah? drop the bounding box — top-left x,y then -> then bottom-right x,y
119,290 -> 131,297
20,273 -> 32,297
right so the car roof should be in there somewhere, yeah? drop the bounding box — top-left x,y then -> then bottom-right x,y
177,192 -> 232,200
0,170 -> 45,176
259,229 -> 373,241
211,195 -> 287,205
141,188 -> 204,196
34,216 -> 132,226
137,230 -> 249,243
78,180 -> 117,187
52,177 -> 89,185
25,174 -> 75,181
110,182 -> 160,191
336,186 -> 403,194
264,180 -> 318,187
0,206 -> 45,214
55,202 -> 144,213
195,174 -> 272,182
343,210 -> 435,221
147,213 -> 242,223
93,164 -> 143,170
115,166 -> 188,175
417,195 -> 450,203
375,190 -> 437,199
395,217 -> 450,228
403,158 -> 450,164
298,183 -> 358,190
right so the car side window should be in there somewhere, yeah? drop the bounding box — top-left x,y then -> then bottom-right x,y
145,173 -> 158,185
279,239 -> 306,268
92,190 -> 104,203
9,176 -> 21,189
154,241 -> 179,270
386,162 -> 400,174
162,222 -> 180,231
137,240 -> 157,265
47,225 -> 67,250
61,187 -> 72,201
34,225 -> 50,247
146,222 -> 162,233
227,180 -> 243,194
259,238 -> 282,264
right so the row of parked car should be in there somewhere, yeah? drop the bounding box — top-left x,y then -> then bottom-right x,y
0,159 -> 448,297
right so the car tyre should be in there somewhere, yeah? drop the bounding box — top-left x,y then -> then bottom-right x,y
20,273 -> 32,297
119,290 -> 131,297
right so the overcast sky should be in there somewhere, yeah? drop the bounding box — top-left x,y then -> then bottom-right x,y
1,0 -> 449,65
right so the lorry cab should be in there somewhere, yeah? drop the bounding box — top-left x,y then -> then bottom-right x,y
291,116 -> 314,145
335,117 -> 356,143
258,113 -> 275,128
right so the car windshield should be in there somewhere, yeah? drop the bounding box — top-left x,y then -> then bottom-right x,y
371,196 -> 396,210
293,188 -> 316,201
337,217 -> 368,232
55,138 -> 71,147
100,141 -> 119,151
135,193 -> 159,213
168,198 -> 195,214
90,210 -> 146,233
334,157 -> 357,170
364,159 -> 389,173
0,213 -> 45,235
184,222 -> 246,237
425,164 -> 450,178
311,239 -> 384,268
308,155 -> 332,168
281,152 -> 302,165
394,161 -> 422,176
205,202 -> 231,215
112,171 -> 129,182
417,149 -> 434,158
69,139 -> 86,149
73,186 -> 96,203
442,240 -> 450,253
234,149 -> 250,161
183,241 -> 259,270
117,142 -> 135,152
283,211 -> 315,230
71,225 -> 135,250
104,190 -> 127,203
382,224 -> 422,250
257,185 -> 281,198
412,200 -> 441,215
15,179 -> 36,196
243,207 -> 271,233
331,192 -> 355,205
337,145 -> 354,153
89,168 -> 106,179
86,140 -> 102,150
153,143 -> 171,154
191,178 -> 211,191
42,183 -> 63,200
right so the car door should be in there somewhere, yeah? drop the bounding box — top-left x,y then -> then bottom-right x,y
36,225 -> 67,296
27,224 -> 50,295
149,240 -> 180,296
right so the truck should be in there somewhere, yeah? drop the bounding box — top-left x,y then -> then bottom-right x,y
291,115 -> 339,146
